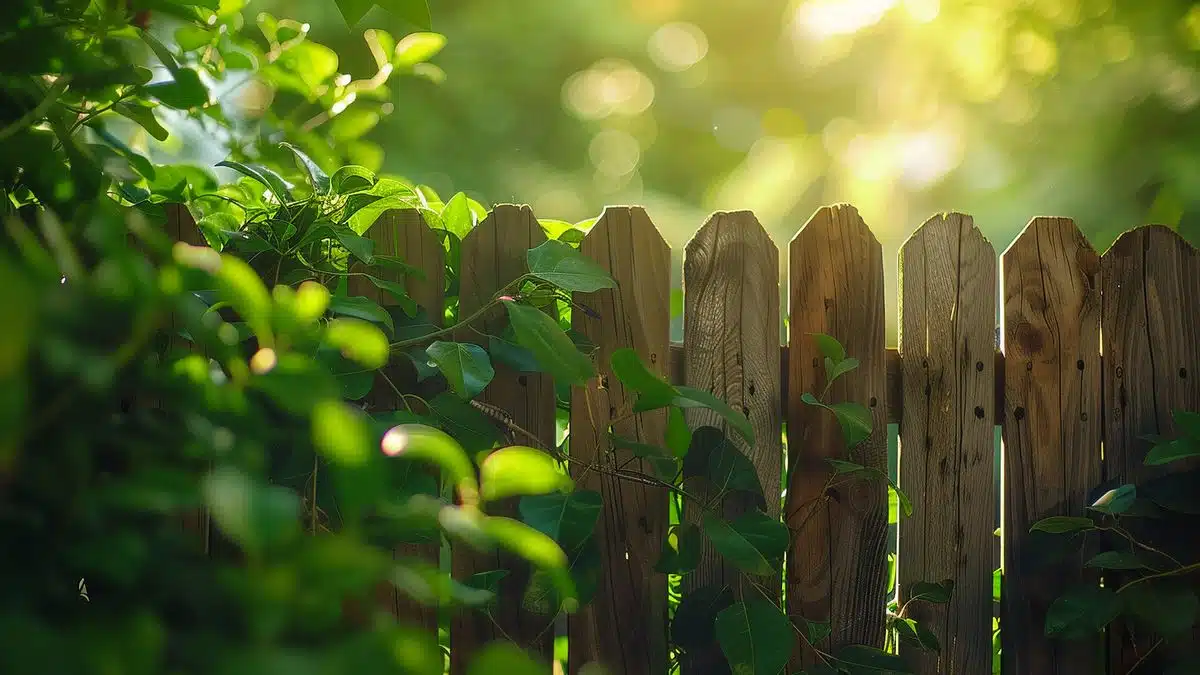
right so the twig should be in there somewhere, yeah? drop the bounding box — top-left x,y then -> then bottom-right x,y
0,76 -> 72,143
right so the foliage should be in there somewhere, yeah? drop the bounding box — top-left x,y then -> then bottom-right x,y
1030,410 -> 1200,673
0,0 -> 444,223
1,3 -> 963,675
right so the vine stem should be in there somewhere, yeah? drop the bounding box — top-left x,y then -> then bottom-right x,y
1116,560 -> 1200,594
388,275 -> 528,352
1126,637 -> 1163,674
0,76 -> 72,143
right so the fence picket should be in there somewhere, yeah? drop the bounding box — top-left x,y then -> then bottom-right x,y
348,208 -> 444,634
1000,217 -> 1102,675
785,205 -> 889,666
1101,225 -> 1200,672
680,211 -> 782,673
451,204 -> 556,671
568,206 -> 671,675
898,212 -> 996,673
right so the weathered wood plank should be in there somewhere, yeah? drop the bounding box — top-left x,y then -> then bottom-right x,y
568,206 -> 671,675
669,346 -> 1004,425
897,212 -> 996,674
451,204 -> 555,672
348,208 -> 444,635
785,204 -> 889,666
680,211 -> 782,673
1101,225 -> 1200,673
1000,217 -> 1102,675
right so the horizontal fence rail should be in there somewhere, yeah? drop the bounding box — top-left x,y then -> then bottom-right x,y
165,202 -> 1198,675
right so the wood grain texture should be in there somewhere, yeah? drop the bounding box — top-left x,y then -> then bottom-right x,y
680,211 -> 782,674
999,217 -> 1102,675
1101,225 -> 1200,673
667,345 -> 1004,425
451,204 -> 556,672
568,206 -> 671,675
347,208 -> 444,635
785,205 -> 889,666
897,212 -> 996,674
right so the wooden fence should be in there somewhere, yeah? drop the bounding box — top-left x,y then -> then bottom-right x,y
175,202 -> 1199,674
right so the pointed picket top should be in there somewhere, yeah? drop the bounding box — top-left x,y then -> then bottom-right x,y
1000,216 -> 1101,675
686,209 -> 777,257
785,202 -> 888,666
459,204 -> 544,320
355,207 -> 445,314
581,205 -> 670,270
789,203 -> 881,250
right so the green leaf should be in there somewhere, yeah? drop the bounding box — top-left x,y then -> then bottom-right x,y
1174,410 -> 1200,440
386,0 -> 433,29
672,584 -> 734,651
216,159 -> 294,202
324,318 -> 389,370
252,354 -> 341,414
1145,437 -> 1200,466
335,228 -> 375,263
666,407 -> 691,458
146,67 -> 209,109
481,517 -> 574,603
1085,550 -> 1152,570
313,400 -> 372,467
890,480 -> 913,518
610,434 -> 679,480
216,254 -> 273,347
654,523 -> 701,574
801,393 -> 872,448
480,447 -> 572,502
329,295 -> 395,335
1090,485 -> 1136,515
294,281 -> 331,323
834,645 -> 912,672
715,599 -> 795,675
281,142 -> 331,193
611,347 -> 677,408
466,641 -> 547,675
438,192 -> 476,238
701,509 -> 788,576
394,31 -> 446,67
672,385 -> 755,445
811,333 -> 846,364
382,424 -> 479,500
114,102 -> 169,141
365,275 -> 418,317
519,490 -> 602,552
893,617 -> 941,653
1030,516 -> 1095,533
425,341 -> 494,399
682,426 -> 764,502
489,327 -> 543,373
426,393 -> 503,455
826,356 -> 860,386
506,302 -> 594,385
331,165 -> 376,194
527,240 -> 617,292
1045,585 -> 1121,639
1122,582 -> 1199,637
797,617 -> 832,646
908,579 -> 954,604
175,24 -> 215,51
204,467 -> 299,555
330,108 -> 381,143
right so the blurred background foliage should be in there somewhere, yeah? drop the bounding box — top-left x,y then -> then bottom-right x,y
153,0 -> 1200,338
